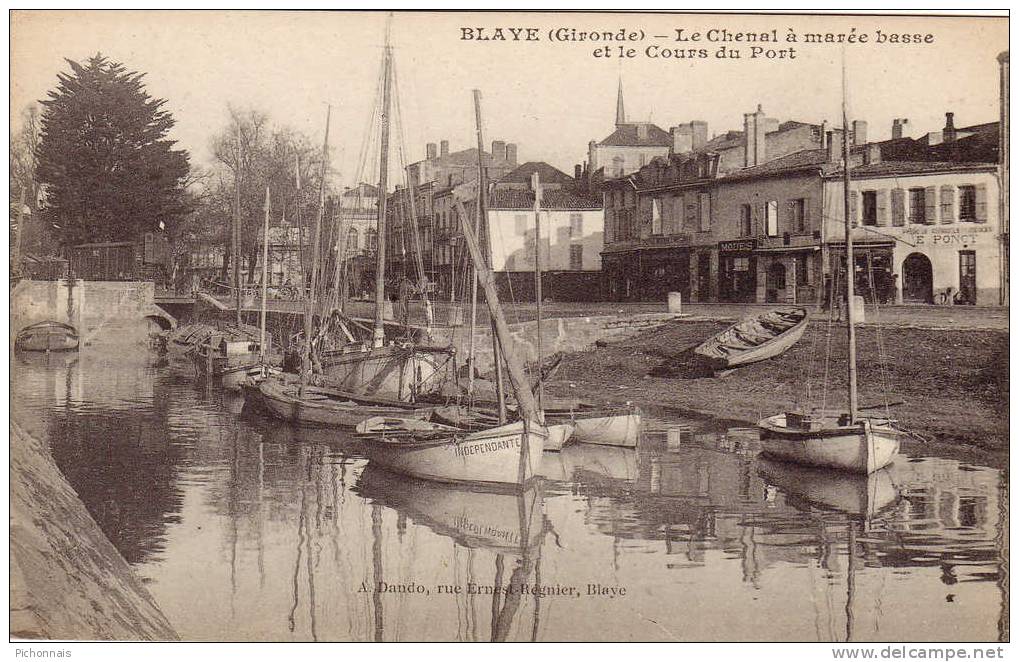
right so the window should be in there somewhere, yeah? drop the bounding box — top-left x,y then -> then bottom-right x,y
569,244 -> 583,270
514,214 -> 529,235
790,198 -> 807,233
959,185 -> 977,221
651,199 -> 662,235
733,256 -> 750,271
861,191 -> 877,226
908,188 -> 926,224
765,200 -> 779,237
347,227 -> 359,251
365,228 -> 378,251
699,193 -> 711,231
570,213 -> 584,237
739,204 -> 752,237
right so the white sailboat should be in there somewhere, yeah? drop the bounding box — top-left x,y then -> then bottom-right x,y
355,122 -> 548,486
757,60 -> 902,474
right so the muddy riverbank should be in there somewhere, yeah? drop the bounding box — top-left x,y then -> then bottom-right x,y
10,420 -> 178,640
545,319 -> 1009,467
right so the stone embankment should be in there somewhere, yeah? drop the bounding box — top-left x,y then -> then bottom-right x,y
10,420 -> 178,640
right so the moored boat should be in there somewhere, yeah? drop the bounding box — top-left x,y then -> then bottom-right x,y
758,412 -> 901,474
695,306 -> 809,371
356,416 -> 546,486
258,377 -> 433,428
15,321 -> 79,352
756,456 -> 900,517
544,402 -> 641,448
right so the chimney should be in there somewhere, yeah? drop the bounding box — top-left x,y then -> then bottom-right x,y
863,143 -> 882,165
690,121 -> 708,150
574,164 -> 583,180
426,142 -> 437,160
944,112 -> 957,143
588,139 -> 599,169
505,143 -> 518,165
826,130 -> 844,164
820,120 -> 829,148
891,118 -> 910,140
671,124 -> 693,155
852,120 -> 868,146
744,105 -> 767,167
491,140 -> 506,162
440,140 -> 449,156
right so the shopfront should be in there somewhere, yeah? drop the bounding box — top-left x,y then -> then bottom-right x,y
827,242 -> 896,305
718,239 -> 757,303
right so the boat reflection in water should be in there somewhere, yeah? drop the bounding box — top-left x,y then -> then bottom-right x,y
354,466 -> 547,641
540,443 -> 638,484
757,457 -> 900,520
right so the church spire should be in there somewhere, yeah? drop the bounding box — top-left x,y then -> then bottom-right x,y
615,77 -> 626,127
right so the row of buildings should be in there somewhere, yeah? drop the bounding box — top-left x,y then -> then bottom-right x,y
184,52 -> 1007,307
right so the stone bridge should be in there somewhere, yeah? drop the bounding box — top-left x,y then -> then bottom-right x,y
11,280 -> 177,346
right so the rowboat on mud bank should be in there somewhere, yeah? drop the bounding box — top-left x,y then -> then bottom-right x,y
694,307 -> 809,374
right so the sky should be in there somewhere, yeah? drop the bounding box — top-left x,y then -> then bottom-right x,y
10,11 -> 1009,188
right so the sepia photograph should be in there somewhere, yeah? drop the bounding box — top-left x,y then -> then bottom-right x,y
7,8 -> 1010,650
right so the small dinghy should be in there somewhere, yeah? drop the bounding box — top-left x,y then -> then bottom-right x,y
759,411 -> 901,474
15,321 -> 79,352
543,402 -> 641,449
694,307 -> 809,373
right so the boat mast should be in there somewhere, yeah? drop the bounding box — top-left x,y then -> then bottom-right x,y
302,105 -> 332,391
404,174 -> 434,331
472,89 -> 507,423
233,125 -> 243,326
454,196 -> 539,423
842,56 -> 859,422
372,26 -> 394,348
532,171 -> 544,411
259,186 -> 271,360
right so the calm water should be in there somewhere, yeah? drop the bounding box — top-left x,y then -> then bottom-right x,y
12,347 -> 1007,642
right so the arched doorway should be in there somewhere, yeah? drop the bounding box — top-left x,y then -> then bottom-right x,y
765,262 -> 786,303
902,253 -> 933,303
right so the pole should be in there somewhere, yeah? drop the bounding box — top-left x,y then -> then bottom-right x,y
373,34 -> 393,348
260,186 -> 271,361
532,171 -> 544,411
405,173 -> 434,331
294,151 -> 306,298
454,197 -> 538,422
472,89 -> 507,424
302,105 -> 332,391
842,56 -> 859,422
234,125 -> 243,325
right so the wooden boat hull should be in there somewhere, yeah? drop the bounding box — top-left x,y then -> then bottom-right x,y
757,414 -> 901,474
546,405 -> 641,448
695,307 -> 809,369
258,378 -> 432,428
543,422 -> 576,452
15,322 -> 79,352
319,343 -> 452,401
220,362 -> 281,392
360,420 -> 547,486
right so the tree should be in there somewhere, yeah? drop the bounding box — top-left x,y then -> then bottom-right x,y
204,107 -> 327,284
35,54 -> 190,247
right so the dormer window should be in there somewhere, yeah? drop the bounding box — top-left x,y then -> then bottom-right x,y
636,124 -> 648,141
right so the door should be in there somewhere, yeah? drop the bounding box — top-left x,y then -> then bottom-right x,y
765,261 -> 786,303
697,253 -> 711,301
902,252 -> 933,303
958,251 -> 976,305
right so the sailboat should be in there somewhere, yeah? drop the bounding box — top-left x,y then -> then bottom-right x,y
757,61 -> 902,475
255,104 -> 437,428
355,152 -> 548,486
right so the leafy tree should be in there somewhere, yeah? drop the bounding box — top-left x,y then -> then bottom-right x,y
35,54 -> 190,247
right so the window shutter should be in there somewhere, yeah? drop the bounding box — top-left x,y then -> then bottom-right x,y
605,209 -> 614,244
975,183 -> 988,223
786,199 -> 796,231
924,186 -> 938,225
700,193 -> 711,231
802,198 -> 810,233
940,185 -> 955,224
849,191 -> 859,227
891,189 -> 905,226
876,190 -> 889,227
